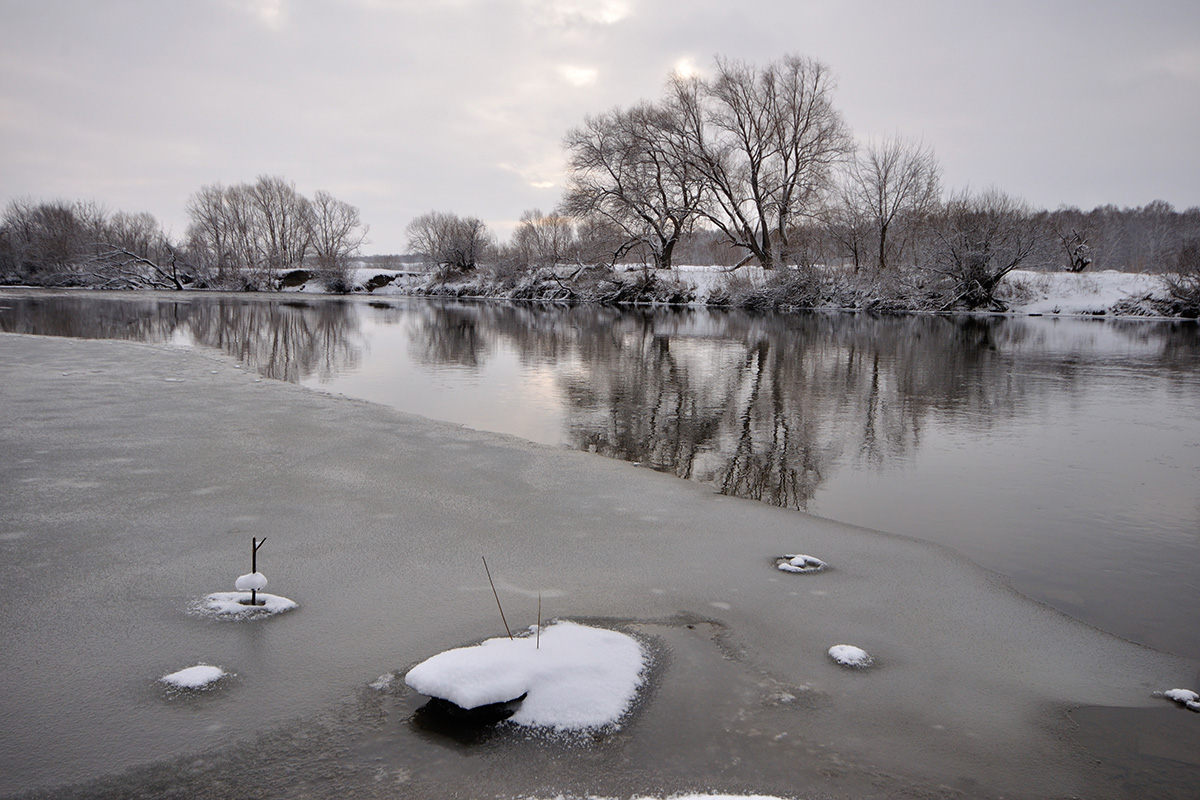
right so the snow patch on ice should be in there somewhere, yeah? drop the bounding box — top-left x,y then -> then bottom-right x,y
160,664 -> 227,689
828,644 -> 874,668
525,795 -> 789,800
1157,688 -> 1200,711
405,620 -> 646,732
776,553 -> 827,573
638,796 -> 790,800
193,591 -> 298,617
370,673 -> 396,691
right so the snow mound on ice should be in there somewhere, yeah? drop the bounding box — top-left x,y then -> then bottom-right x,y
234,571 -> 267,591
775,554 -> 827,573
160,664 -> 227,689
405,620 -> 646,731
828,644 -> 874,668
195,591 -> 297,617
1157,688 -> 1200,711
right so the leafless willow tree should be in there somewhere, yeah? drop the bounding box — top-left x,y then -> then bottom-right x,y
185,176 -> 369,290
0,198 -> 106,281
669,54 -> 853,269
1162,237 -> 1200,315
562,102 -> 702,269
247,175 -> 313,275
309,190 -> 369,290
841,135 -> 941,271
926,188 -> 1044,310
405,211 -> 493,275
0,198 -> 193,288
509,208 -> 578,269
185,181 -> 280,288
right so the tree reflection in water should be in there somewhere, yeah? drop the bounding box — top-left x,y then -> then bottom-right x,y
0,292 -> 364,384
4,292 -> 1198,513
404,303 -> 1107,509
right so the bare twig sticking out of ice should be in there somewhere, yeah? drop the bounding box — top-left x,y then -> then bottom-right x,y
160,664 -> 227,689
1156,688 -> 1200,711
244,536 -> 267,605
482,555 -> 513,639
828,644 -> 874,668
776,554 -> 827,573
405,620 -> 646,731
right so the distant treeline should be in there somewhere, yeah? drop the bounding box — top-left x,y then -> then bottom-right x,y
2,54 -> 1198,314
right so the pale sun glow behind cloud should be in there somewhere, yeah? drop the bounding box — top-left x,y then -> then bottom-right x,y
672,57 -> 700,79
559,65 -> 599,87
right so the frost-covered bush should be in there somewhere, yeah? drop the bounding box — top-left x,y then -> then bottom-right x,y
1162,239 -> 1200,317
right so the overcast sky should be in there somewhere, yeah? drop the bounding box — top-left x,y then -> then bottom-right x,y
2,0 -> 1198,254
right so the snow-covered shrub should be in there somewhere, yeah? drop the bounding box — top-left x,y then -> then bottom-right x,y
1162,239 -> 1200,317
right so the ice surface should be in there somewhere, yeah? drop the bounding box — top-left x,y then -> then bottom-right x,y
405,620 -> 646,731
160,664 -> 226,689
2,333 -> 1196,799
197,591 -> 297,616
828,645 -> 873,668
234,571 -> 268,591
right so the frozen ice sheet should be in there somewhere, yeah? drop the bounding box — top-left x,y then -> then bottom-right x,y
0,333 -> 1194,799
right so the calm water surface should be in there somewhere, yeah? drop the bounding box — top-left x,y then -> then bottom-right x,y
3,290 -> 1199,661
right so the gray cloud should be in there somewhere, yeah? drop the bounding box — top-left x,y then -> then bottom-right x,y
2,0 -> 1197,252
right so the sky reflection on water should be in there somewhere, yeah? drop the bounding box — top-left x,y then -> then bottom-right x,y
3,290 -> 1199,660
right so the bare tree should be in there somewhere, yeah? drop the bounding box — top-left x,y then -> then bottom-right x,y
1056,228 -> 1093,273
843,135 -> 941,271
1162,238 -> 1200,315
669,54 -> 853,269
926,188 -> 1044,310
822,188 -> 873,271
185,176 -> 317,289
248,175 -> 312,275
0,199 -> 111,283
573,214 -> 628,267
510,208 -> 577,269
88,210 -> 195,290
186,183 -> 263,287
405,211 -> 493,275
308,190 -> 368,291
562,102 -> 702,269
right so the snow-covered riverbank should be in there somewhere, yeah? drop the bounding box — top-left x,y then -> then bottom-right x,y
331,265 -> 1190,319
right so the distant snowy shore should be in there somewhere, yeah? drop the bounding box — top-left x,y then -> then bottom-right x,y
313,265 -> 1192,319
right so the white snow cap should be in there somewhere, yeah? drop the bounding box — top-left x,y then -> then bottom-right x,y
405,620 -> 646,731
776,554 -> 827,573
828,644 -> 874,668
160,664 -> 226,689
235,571 -> 267,591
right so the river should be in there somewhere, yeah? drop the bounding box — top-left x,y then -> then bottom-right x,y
4,290 -> 1197,662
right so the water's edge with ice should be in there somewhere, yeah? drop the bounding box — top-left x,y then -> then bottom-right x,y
1,332 -> 1196,800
